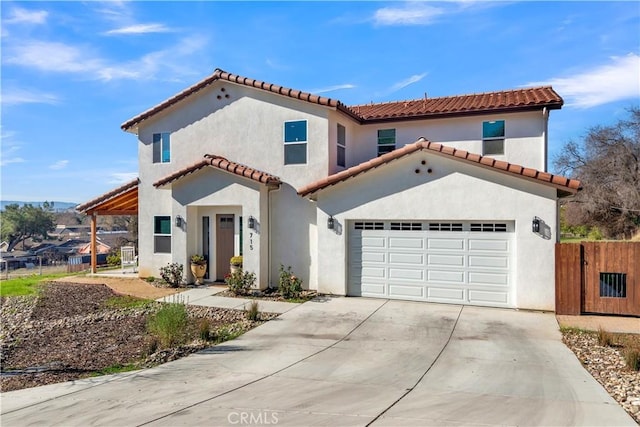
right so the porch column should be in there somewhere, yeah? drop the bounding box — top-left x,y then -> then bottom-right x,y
90,213 -> 97,273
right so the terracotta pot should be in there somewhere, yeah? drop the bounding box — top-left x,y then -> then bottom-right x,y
190,263 -> 207,285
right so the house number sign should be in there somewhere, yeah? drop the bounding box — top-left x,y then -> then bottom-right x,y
249,232 -> 254,251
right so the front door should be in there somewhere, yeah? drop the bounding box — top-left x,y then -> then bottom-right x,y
216,215 -> 235,281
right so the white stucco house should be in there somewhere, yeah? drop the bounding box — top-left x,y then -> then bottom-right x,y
78,69 -> 580,311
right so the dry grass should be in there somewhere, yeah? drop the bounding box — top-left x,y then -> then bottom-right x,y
52,275 -> 179,300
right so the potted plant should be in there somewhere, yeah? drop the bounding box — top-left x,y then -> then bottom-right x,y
190,254 -> 207,285
230,256 -> 243,274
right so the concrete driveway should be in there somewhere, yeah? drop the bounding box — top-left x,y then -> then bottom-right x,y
1,297 -> 635,426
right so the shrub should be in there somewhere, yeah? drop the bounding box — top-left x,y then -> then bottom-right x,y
246,301 -> 260,321
160,263 -> 184,288
107,253 -> 121,266
278,264 -> 302,299
230,256 -> 243,267
145,276 -> 156,283
588,227 -> 603,241
198,318 -> 211,341
146,297 -> 189,348
624,348 -> 640,371
225,269 -> 256,295
597,327 -> 613,347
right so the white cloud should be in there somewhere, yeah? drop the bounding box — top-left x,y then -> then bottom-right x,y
0,156 -> 25,166
308,84 -> 356,94
104,23 -> 173,35
50,160 -> 69,170
373,3 -> 444,26
4,7 -> 48,25
5,41 -> 103,73
5,36 -> 208,82
2,88 -> 59,106
109,172 -> 138,184
389,73 -> 428,93
526,54 -> 640,108
0,130 -> 26,166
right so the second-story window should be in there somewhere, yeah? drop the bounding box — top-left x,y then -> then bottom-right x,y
337,123 -> 346,167
377,128 -> 396,156
284,120 -> 307,165
153,132 -> 171,163
482,120 -> 505,156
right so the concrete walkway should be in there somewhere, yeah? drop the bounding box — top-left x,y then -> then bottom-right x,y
156,286 -> 300,314
1,298 -> 635,426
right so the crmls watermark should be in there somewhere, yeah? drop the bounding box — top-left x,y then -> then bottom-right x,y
227,411 -> 280,425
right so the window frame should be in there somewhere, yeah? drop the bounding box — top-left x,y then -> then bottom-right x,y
153,215 -> 171,254
152,132 -> 171,164
377,128 -> 396,156
283,120 -> 308,165
482,120 -> 505,156
337,123 -> 346,167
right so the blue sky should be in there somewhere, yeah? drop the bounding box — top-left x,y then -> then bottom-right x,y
1,1 -> 639,203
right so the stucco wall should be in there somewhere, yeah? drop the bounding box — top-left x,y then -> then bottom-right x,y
313,151 -> 559,311
345,110 -> 548,171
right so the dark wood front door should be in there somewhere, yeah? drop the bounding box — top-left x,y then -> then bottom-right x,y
216,215 -> 234,281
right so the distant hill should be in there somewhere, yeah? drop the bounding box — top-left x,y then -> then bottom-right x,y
0,201 -> 78,212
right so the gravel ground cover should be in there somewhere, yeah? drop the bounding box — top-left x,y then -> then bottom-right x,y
0,282 -> 275,392
561,328 -> 640,423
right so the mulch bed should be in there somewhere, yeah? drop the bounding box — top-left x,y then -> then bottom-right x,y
0,282 -> 274,392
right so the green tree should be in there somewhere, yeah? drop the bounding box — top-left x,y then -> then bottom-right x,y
554,107 -> 640,239
0,203 -> 56,251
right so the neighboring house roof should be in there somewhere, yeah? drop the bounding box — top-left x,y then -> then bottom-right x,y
76,179 -> 139,214
121,68 -> 563,131
154,155 -> 282,188
298,138 -> 581,198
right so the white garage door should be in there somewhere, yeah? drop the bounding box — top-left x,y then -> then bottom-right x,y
348,221 -> 514,307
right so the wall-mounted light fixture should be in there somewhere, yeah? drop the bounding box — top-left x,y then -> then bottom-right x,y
248,216 -> 256,230
532,216 -> 541,233
327,216 -> 335,230
175,215 -> 184,228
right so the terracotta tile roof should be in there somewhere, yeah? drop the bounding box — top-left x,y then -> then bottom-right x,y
297,139 -> 581,198
121,69 -> 562,131
121,69 -> 357,131
347,87 -> 563,122
76,179 -> 139,214
153,155 -> 281,188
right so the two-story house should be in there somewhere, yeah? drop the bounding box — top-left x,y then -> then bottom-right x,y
78,69 -> 580,311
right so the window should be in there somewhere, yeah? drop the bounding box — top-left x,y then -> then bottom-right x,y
470,223 -> 507,232
377,129 -> 396,156
390,222 -> 423,231
153,216 -> 171,253
153,133 -> 171,163
429,223 -> 463,231
600,273 -> 627,298
284,120 -> 307,164
354,221 -> 384,230
337,124 -> 346,167
482,120 -> 504,156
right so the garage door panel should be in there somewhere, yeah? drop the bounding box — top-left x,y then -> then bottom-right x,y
389,284 -> 424,298
362,267 -> 386,279
469,255 -> 508,268
428,270 -> 465,284
362,236 -> 386,248
362,252 -> 386,263
427,287 -> 465,302
361,283 -> 385,297
389,252 -> 424,265
469,239 -> 509,252
469,290 -> 509,304
428,238 -> 464,250
469,271 -> 509,286
428,254 -> 465,267
389,237 -> 424,249
389,268 -> 424,280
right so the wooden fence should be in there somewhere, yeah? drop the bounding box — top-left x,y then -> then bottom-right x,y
556,242 -> 639,316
